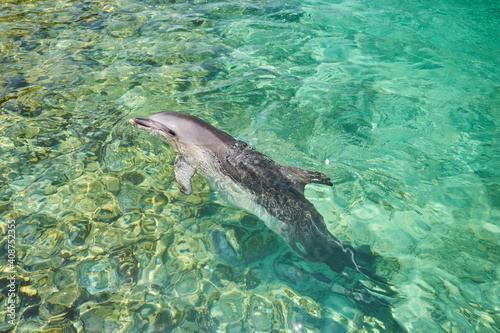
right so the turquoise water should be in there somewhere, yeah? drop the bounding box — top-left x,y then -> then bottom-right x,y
1,0 -> 499,331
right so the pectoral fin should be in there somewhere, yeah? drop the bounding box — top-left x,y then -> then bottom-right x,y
174,155 -> 196,195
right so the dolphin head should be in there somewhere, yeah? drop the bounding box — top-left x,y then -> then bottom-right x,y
130,111 -> 235,151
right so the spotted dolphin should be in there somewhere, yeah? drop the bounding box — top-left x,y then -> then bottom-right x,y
130,111 -> 380,280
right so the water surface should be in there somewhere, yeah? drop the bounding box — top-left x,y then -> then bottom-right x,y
0,0 -> 499,332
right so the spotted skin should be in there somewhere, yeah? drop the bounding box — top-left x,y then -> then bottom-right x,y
214,140 -> 374,275
130,111 -> 378,279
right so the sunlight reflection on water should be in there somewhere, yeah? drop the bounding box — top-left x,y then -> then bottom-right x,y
0,0 -> 499,332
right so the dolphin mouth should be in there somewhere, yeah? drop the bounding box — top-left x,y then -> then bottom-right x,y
129,118 -> 153,129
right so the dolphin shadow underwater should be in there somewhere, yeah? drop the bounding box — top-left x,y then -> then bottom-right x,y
130,111 -> 403,329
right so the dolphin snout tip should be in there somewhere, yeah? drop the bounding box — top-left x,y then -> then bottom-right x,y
129,118 -> 151,128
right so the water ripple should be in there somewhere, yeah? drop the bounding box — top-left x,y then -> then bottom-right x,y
1,0 -> 498,332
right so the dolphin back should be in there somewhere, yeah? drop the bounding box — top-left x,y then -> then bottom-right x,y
215,140 -> 382,280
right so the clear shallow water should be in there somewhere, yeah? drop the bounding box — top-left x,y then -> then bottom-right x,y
0,0 -> 499,332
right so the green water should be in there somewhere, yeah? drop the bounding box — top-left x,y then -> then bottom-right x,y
1,0 -> 499,331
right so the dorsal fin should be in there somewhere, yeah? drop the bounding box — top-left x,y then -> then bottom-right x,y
281,165 -> 333,195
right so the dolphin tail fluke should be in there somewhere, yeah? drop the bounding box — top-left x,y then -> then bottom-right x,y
353,245 -> 391,285
351,246 -> 403,300
354,244 -> 378,276
324,241 -> 395,291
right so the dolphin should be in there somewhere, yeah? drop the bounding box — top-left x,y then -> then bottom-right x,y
129,111 -> 381,280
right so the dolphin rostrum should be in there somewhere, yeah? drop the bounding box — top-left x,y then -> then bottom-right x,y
130,111 -> 381,280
